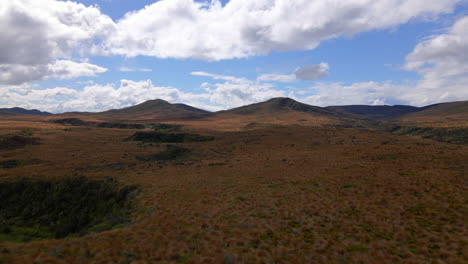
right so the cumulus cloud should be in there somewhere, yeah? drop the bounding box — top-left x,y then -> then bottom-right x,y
118,67 -> 152,72
192,71 -> 287,108
191,71 -> 249,83
258,63 -> 329,82
294,63 -> 329,81
106,0 -> 462,60
401,16 -> 468,105
0,60 -> 107,85
57,79 -> 208,112
301,81 -> 404,106
257,74 -> 296,83
0,0 -> 113,84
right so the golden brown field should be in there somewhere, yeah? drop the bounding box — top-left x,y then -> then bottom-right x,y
0,117 -> 467,264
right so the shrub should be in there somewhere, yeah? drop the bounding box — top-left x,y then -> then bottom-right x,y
0,177 -> 138,241
125,132 -> 214,143
136,145 -> 191,161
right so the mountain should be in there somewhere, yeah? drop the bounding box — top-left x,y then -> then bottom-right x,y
219,97 -> 340,117
94,99 -> 212,121
0,107 -> 51,116
210,97 -> 379,129
326,105 -> 421,120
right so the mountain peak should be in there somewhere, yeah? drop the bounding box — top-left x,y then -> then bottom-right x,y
99,99 -> 210,120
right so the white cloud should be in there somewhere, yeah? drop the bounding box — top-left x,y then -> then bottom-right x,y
48,60 -> 107,80
193,71 -> 286,108
106,0 -> 462,60
257,63 -> 329,82
0,0 -> 114,85
257,73 -> 296,83
301,16 -> 468,107
302,81 -> 403,106
402,15 -> 468,106
0,60 -> 107,85
118,67 -> 152,72
294,63 -> 329,81
191,71 -> 248,83
57,79 -> 208,112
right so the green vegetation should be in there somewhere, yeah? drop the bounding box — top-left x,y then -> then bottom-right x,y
0,159 -> 41,169
150,123 -> 182,131
97,122 -> 145,129
0,177 -> 138,242
391,126 -> 468,144
136,145 -> 191,161
126,132 -> 214,143
0,134 -> 40,150
51,118 -> 90,126
0,160 -> 18,169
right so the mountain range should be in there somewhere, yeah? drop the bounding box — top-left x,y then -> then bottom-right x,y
2,98 -> 467,126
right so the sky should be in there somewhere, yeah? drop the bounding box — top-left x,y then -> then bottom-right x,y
1,0 -> 468,113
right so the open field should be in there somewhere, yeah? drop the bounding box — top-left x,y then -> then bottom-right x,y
0,116 -> 466,264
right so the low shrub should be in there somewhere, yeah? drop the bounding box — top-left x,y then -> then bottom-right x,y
0,177 -> 138,242
125,132 -> 214,143
136,145 -> 191,161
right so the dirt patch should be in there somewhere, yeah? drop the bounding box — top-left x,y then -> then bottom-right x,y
0,177 -> 139,242
0,135 -> 40,150
136,145 -> 191,162
125,132 -> 214,143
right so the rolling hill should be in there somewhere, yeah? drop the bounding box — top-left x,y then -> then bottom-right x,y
399,100 -> 468,127
68,99 -> 212,121
203,97 -> 381,130
326,105 -> 421,120
0,107 -> 51,116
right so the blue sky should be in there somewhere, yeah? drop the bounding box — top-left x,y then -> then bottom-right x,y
1,0 -> 468,112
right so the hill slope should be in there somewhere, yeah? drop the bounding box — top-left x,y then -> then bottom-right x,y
219,97 -> 340,117
206,97 -> 380,129
400,100 -> 468,127
0,107 -> 51,116
78,99 -> 212,121
326,105 -> 420,120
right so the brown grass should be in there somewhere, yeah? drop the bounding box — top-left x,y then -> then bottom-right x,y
0,117 -> 466,263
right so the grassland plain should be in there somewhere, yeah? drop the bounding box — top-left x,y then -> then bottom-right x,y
0,118 -> 466,263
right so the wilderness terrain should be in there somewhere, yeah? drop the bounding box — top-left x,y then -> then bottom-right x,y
0,98 -> 466,263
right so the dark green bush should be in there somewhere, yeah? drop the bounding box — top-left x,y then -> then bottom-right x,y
0,177 -> 138,242
136,145 -> 191,162
51,118 -> 89,126
0,160 -> 18,169
97,123 -> 146,129
0,135 -> 40,150
126,132 -> 214,143
391,126 -> 468,144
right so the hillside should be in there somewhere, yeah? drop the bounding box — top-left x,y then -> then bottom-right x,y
326,105 -> 420,120
193,97 -> 384,130
219,97 -> 338,116
400,100 -> 468,127
0,107 -> 51,116
70,99 -> 212,121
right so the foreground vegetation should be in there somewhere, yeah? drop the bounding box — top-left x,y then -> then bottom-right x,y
0,177 -> 138,242
126,132 -> 214,143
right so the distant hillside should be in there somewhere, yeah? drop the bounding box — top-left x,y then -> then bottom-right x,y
94,99 -> 212,121
219,97 -> 339,117
400,101 -> 468,126
210,97 -> 385,129
326,105 -> 421,120
0,107 -> 51,116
